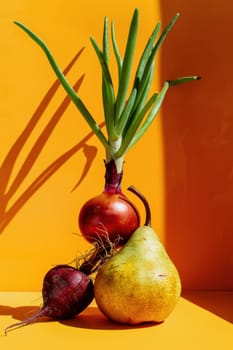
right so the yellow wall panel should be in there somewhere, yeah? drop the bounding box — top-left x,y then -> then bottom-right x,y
0,0 -> 163,290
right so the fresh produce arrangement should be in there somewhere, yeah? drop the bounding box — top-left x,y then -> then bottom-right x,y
5,8 -> 200,333
14,8 -> 199,245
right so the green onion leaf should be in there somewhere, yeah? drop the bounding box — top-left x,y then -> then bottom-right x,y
152,13 -> 180,56
130,61 -> 155,118
116,91 -> 159,157
115,88 -> 137,136
133,13 -> 179,110
111,20 -> 122,84
114,8 -> 139,121
101,17 -> 116,140
168,76 -> 201,86
90,36 -> 116,140
90,36 -> 114,88
133,22 -> 160,88
126,81 -> 170,152
103,16 -> 110,64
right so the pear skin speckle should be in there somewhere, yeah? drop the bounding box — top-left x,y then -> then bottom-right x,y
94,226 -> 181,324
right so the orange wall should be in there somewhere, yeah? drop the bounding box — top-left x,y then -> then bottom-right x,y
0,1 -> 232,292
160,1 -> 233,290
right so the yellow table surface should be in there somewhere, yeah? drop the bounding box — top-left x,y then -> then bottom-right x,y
0,291 -> 232,349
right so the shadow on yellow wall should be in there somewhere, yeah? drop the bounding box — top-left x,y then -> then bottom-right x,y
160,1 -> 233,290
0,48 -> 98,235
0,2 -> 162,292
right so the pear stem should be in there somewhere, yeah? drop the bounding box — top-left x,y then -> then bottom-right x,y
127,186 -> 151,226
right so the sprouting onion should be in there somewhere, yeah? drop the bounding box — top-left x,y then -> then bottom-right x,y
14,9 -> 199,174
14,9 -> 200,244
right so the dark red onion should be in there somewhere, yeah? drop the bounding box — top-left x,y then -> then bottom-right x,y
78,160 -> 140,245
79,192 -> 140,244
5,265 -> 94,334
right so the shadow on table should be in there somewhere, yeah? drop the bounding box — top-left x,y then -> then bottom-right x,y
0,305 -> 51,334
0,304 -> 159,332
61,306 -> 160,330
183,291 -> 233,324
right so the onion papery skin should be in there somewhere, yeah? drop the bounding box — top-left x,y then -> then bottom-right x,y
78,159 -> 140,245
78,191 -> 140,245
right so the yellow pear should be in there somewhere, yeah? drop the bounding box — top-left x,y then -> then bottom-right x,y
94,187 -> 181,325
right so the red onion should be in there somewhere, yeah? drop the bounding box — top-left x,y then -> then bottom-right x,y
78,160 -> 140,245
